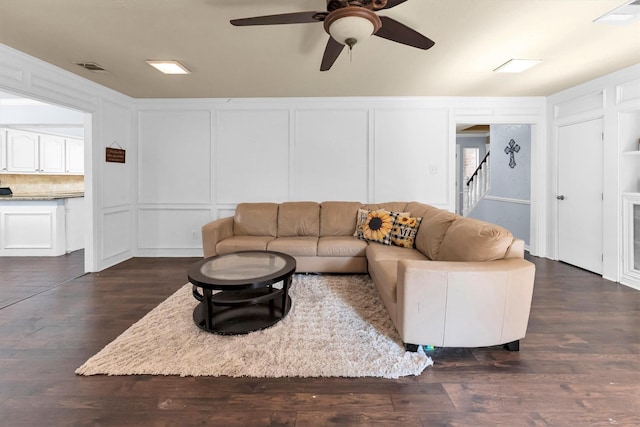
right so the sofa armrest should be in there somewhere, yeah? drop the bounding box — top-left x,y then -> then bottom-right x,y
202,217 -> 234,258
396,258 -> 535,348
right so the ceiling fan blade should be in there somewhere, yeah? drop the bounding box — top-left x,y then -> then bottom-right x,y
320,37 -> 345,71
380,0 -> 409,9
230,11 -> 324,26
375,16 -> 435,50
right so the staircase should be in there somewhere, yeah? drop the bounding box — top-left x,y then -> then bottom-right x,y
463,151 -> 490,216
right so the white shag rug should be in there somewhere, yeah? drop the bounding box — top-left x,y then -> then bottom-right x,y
76,274 -> 433,378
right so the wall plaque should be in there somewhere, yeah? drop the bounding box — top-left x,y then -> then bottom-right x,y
106,147 -> 126,163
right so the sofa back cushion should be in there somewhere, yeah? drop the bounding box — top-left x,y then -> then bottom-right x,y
277,202 -> 320,237
363,202 -> 408,213
437,217 -> 513,262
234,203 -> 279,237
409,204 -> 458,260
320,201 -> 361,236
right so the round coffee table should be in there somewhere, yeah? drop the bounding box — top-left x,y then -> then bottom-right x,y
188,251 -> 296,335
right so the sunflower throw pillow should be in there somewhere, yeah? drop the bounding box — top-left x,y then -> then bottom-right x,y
358,209 -> 399,245
391,215 -> 423,248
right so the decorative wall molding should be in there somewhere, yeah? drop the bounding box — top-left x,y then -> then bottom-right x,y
0,62 -> 23,87
483,195 -> 531,205
3,211 -> 53,249
554,90 -> 604,120
616,79 -> 640,105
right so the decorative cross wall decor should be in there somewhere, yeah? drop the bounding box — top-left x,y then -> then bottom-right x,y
504,139 -> 520,169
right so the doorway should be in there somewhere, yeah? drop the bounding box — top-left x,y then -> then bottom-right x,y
0,90 -> 91,272
456,123 -> 532,248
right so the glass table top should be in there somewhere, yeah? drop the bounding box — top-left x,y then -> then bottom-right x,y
200,251 -> 288,281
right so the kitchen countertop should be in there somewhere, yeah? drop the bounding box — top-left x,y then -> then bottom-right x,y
0,192 -> 84,201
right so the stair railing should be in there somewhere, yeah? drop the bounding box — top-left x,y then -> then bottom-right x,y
463,151 -> 490,216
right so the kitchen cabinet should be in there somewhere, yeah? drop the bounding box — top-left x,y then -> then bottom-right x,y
39,134 -> 66,173
6,129 -> 39,172
0,128 -> 84,175
0,130 -> 6,172
0,195 -> 84,256
65,138 -> 84,174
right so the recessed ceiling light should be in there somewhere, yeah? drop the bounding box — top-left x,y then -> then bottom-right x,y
493,59 -> 542,73
145,60 -> 190,74
594,0 -> 640,25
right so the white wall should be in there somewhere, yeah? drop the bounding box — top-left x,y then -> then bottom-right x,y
547,64 -> 640,284
135,97 -> 547,257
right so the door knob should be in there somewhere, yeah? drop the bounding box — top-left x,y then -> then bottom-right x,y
557,195 -> 565,200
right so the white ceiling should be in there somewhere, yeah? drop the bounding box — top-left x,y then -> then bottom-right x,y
0,0 -> 638,99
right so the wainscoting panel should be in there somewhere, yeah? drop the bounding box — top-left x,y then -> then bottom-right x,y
4,211 -> 53,248
102,99 -> 133,209
0,202 -> 65,256
137,207 -> 211,252
216,109 -> 290,203
102,208 -> 132,260
138,110 -> 211,205
293,109 -> 369,201
373,108 -> 449,204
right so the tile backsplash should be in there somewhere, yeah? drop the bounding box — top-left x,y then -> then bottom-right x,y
0,174 -> 84,195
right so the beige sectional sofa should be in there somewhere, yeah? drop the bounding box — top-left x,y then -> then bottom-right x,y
202,201 -> 536,351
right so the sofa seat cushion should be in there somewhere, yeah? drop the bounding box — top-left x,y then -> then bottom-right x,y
437,217 -> 513,262
366,242 -> 428,263
267,236 -> 318,256
369,260 -> 400,305
277,202 -> 320,237
320,201 -> 361,236
234,203 -> 279,237
216,236 -> 275,254
317,236 -> 368,257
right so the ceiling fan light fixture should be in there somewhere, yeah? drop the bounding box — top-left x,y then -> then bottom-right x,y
324,6 -> 382,48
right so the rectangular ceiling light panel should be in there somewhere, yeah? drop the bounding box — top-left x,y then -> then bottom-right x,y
146,60 -> 190,74
494,59 -> 542,73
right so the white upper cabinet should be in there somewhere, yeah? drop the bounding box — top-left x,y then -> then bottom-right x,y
65,138 -> 84,174
39,134 -> 66,173
6,130 -> 39,172
0,128 -> 84,175
0,130 -> 6,172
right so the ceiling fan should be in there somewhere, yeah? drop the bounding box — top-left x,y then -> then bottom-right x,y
230,0 -> 434,71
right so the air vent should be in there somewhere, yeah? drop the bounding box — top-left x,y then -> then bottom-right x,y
74,62 -> 107,72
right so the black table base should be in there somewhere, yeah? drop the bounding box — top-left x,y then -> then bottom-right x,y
192,278 -> 292,335
192,294 -> 291,335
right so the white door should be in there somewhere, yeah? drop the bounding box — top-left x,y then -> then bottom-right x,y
557,118 -> 603,274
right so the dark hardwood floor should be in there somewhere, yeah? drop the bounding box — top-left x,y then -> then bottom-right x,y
0,253 -> 638,426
